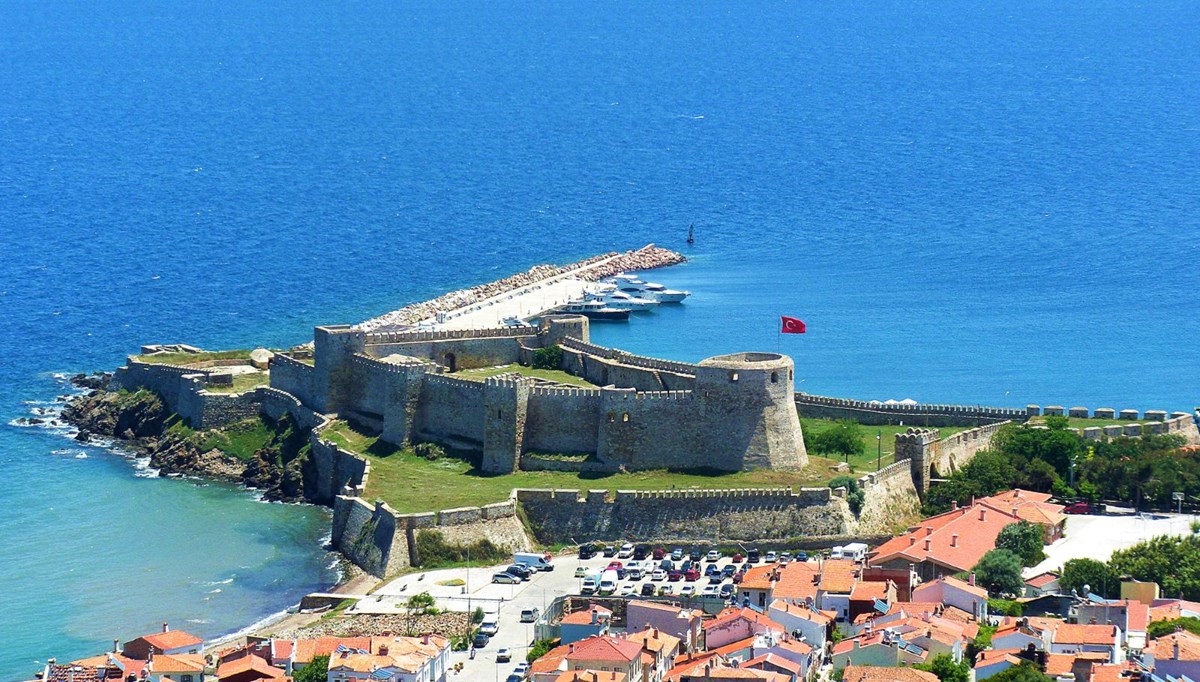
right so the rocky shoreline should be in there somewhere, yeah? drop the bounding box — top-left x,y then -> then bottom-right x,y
55,374 -> 304,502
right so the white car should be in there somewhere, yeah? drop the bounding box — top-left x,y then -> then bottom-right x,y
514,662 -> 530,676
702,585 -> 720,597
765,551 -> 778,563
496,648 -> 512,663
705,550 -> 721,562
617,543 -> 634,558
680,585 -> 696,597
627,566 -> 644,580
651,569 -> 667,581
620,583 -> 637,596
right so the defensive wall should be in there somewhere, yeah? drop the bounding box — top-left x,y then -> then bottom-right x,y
796,392 -> 1026,427
330,494 -> 531,577
854,460 -> 923,535
894,422 -> 1010,494
300,316 -> 808,474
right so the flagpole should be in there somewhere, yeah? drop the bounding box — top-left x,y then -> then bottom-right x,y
776,314 -> 781,353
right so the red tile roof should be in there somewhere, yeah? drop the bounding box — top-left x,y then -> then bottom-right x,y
1147,630 -> 1200,661
1125,600 -> 1149,632
871,502 -> 1021,573
818,560 -> 859,594
217,655 -> 285,681
743,653 -> 803,675
565,635 -> 643,664
139,630 -> 204,651
562,605 -> 612,625
843,665 -> 939,682
1053,624 -> 1118,646
1025,572 -> 1060,589
704,607 -> 784,634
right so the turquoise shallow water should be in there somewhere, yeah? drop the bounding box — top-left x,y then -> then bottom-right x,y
1,0 -> 1199,678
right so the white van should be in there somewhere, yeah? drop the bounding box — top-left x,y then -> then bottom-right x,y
513,552 -> 554,571
830,542 -> 868,561
598,569 -> 619,595
581,577 -> 598,595
479,614 -> 499,636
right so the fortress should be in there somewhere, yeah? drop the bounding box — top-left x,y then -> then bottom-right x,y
270,315 -> 808,474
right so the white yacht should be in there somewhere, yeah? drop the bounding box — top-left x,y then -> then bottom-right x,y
583,288 -> 658,311
557,300 -> 630,321
609,274 -> 690,303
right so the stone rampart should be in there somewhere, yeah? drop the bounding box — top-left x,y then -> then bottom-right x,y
796,392 -> 1025,427
416,374 -> 486,445
558,337 -> 696,391
1077,412 -> 1200,444
269,354 -> 315,406
515,486 -> 853,545
366,336 -> 528,372
855,460 -> 922,535
365,327 -> 536,344
893,422 -> 1009,494
307,437 -> 370,505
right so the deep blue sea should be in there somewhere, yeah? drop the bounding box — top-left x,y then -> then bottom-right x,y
2,0 -> 1198,678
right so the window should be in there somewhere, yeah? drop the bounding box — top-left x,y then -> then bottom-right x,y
182,677 -> 192,682
771,372 -> 778,383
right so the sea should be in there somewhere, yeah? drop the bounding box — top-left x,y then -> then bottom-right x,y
1,0 -> 1198,678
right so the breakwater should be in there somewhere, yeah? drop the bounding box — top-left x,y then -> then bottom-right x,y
355,244 -> 684,332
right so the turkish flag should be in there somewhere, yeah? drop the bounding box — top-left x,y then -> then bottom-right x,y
780,316 -> 806,334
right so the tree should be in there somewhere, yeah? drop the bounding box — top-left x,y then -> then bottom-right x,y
973,549 -> 1024,596
915,653 -> 970,682
403,591 -> 437,634
987,661 -> 1051,682
531,345 -> 563,370
294,655 -> 329,682
809,420 -> 865,459
472,606 -> 485,624
996,521 -> 1046,567
1059,558 -> 1120,598
829,475 -> 865,514
1109,534 -> 1200,599
1148,617 -> 1200,639
527,639 -> 558,663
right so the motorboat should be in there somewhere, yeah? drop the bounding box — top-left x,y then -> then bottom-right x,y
557,300 -> 630,321
583,288 -> 658,311
607,274 -> 690,303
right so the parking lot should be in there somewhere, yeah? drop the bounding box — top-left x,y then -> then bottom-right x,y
1026,510 -> 1198,578
360,544 -> 794,681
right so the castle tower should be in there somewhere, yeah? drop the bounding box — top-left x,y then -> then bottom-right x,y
693,352 -> 807,470
539,314 -> 590,347
894,428 -> 941,493
312,325 -> 366,413
482,376 -> 531,474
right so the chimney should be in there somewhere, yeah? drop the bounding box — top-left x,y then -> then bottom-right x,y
925,527 -> 934,537
909,537 -> 916,546
951,534 -> 958,547
1012,506 -> 1019,517
591,608 -> 599,624
979,508 -> 987,521
924,539 -> 932,551
114,640 -> 119,654
162,623 -> 169,633
422,634 -> 429,645
569,644 -> 575,654
969,572 -> 976,587
379,645 -> 389,657
952,500 -> 958,511
1175,638 -> 1181,660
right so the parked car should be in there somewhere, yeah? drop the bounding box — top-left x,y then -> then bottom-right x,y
505,564 -> 532,580
651,569 -> 667,581
705,550 -> 721,562
684,569 -> 700,582
680,585 -> 696,597
719,583 -> 734,598
581,577 -> 598,595
575,566 -> 588,578
659,559 -> 675,571
1065,501 -> 1105,514
708,571 -> 724,584
722,565 -> 737,579
689,548 -> 702,562
496,648 -> 512,663
618,543 -> 635,558
620,583 -> 636,596
668,569 -> 683,582
652,547 -> 666,560
794,550 -> 808,561
670,548 -> 684,561
747,549 -> 761,563
705,564 -> 720,577
634,544 -> 651,560
473,632 -> 490,648
602,545 -> 617,557
641,582 -> 657,596
578,543 -> 597,560
657,584 -> 673,596
765,551 -> 778,563
520,607 -> 540,623
627,566 -> 644,580
732,571 -> 744,585
513,662 -> 530,676
607,560 -> 624,569
702,585 -> 720,597
493,572 -> 520,584
479,615 -> 499,636
731,553 -> 744,563
506,676 -> 522,682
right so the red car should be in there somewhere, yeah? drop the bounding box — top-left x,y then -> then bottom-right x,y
607,561 -> 623,569
668,569 -> 683,581
731,553 -> 744,563
1064,501 -> 1103,514
652,547 -> 666,560
684,569 -> 700,582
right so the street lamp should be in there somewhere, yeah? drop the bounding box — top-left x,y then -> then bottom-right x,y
876,431 -> 882,471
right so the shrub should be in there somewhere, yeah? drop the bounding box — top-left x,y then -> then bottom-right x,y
974,548 -> 1024,596
808,420 -> 865,458
829,475 -> 865,514
527,639 -> 558,663
531,345 -> 563,370
996,521 -> 1046,566
414,530 -> 509,567
414,442 -> 446,461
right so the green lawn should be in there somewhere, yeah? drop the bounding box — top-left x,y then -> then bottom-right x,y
322,420 -> 841,513
1028,415 -> 1152,430
164,415 -> 274,461
453,364 -> 596,387
800,419 -> 968,473
204,372 -> 270,394
134,349 -> 254,366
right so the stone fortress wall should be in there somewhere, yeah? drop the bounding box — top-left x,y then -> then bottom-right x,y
303,316 -> 809,474
796,392 -> 1027,427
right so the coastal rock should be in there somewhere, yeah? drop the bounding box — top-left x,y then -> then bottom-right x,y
71,372 -> 112,392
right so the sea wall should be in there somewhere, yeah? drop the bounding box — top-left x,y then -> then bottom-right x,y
331,495 -> 532,577
796,393 -> 1025,427
515,487 -> 853,545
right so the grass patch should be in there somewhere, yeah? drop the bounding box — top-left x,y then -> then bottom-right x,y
204,372 -> 270,394
800,419 -> 968,473
1028,416 -> 1152,430
437,578 -> 466,587
454,364 -> 596,387
317,420 -> 843,512
198,417 -> 276,461
133,349 -> 254,366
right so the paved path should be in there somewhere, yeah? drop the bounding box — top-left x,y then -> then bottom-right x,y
1025,511 -> 1198,577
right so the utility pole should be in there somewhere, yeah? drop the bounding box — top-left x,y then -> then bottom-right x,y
876,431 -> 882,471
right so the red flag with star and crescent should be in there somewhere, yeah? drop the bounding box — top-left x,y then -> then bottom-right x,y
780,316 -> 806,334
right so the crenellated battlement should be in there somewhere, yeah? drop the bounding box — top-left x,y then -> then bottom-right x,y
423,373 -> 486,391
528,385 -> 604,398
558,336 -> 697,376
796,392 -> 1025,427
364,326 -> 535,344
350,353 -> 435,374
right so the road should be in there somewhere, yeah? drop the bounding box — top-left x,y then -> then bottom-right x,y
1025,510 -> 1198,577
359,548 -> 754,681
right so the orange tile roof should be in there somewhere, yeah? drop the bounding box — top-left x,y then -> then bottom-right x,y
217,655 -> 285,681
293,637 -> 372,663
843,665 -> 939,682
832,632 -> 885,656
562,605 -> 612,625
140,630 -> 204,652
773,638 -> 813,656
1044,653 -> 1077,676
328,653 -> 397,674
772,562 -> 822,601
1147,630 -> 1200,661
623,627 -> 681,657
70,653 -> 148,679
152,654 -> 205,673
711,635 -> 758,658
704,607 -> 784,634
271,640 -> 293,662
1125,600 -> 1149,632
768,599 -> 834,625
743,653 -> 802,675
871,502 -> 1021,573
1089,662 -> 1137,682
566,635 -> 643,664
819,560 -> 859,594
1053,623 -> 1118,646
554,670 -> 626,682
974,648 -> 1024,669
850,580 -> 889,602
1025,572 -> 1060,589
530,643 -> 572,675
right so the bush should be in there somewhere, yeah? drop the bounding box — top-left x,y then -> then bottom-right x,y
531,345 -> 563,370
988,598 -> 1024,616
1148,617 -> 1200,639
294,655 -> 329,682
527,639 -> 558,663
996,521 -> 1046,567
414,442 -> 446,461
414,530 -> 509,567
829,475 -> 865,514
808,420 -> 865,458
472,606 -> 485,624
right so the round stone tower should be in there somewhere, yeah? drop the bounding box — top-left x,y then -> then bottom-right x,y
694,352 -> 807,470
538,314 -> 590,346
